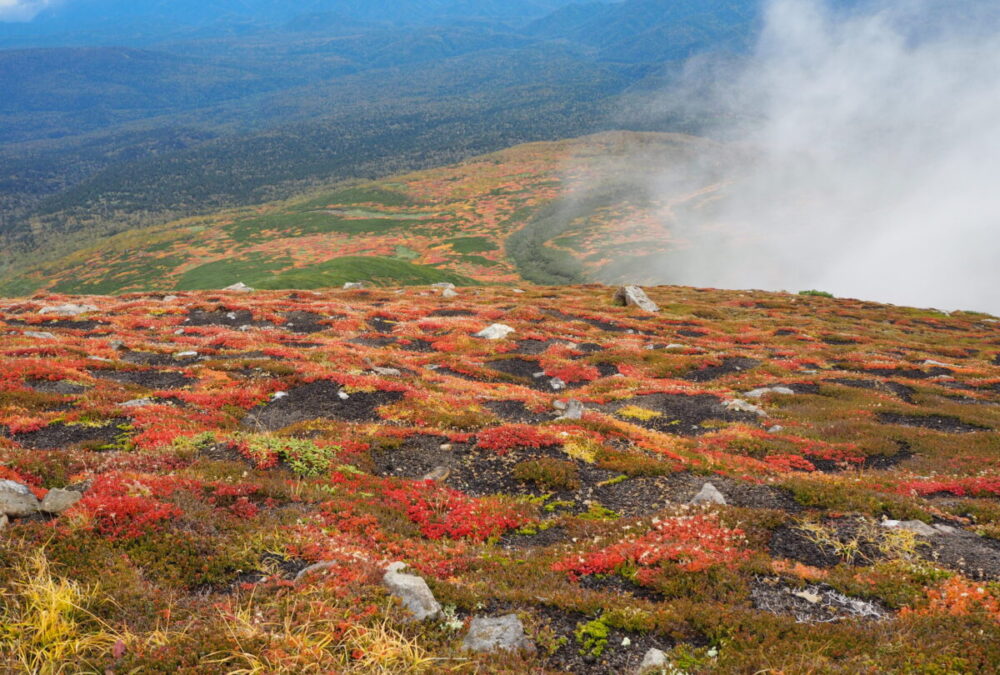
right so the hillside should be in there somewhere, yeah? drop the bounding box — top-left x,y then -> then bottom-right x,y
1,132 -> 737,296
0,283 -> 998,672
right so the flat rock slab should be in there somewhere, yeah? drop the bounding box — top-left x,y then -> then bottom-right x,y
462,614 -> 534,653
383,562 -> 441,621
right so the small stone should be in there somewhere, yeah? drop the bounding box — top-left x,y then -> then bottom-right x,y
422,466 -> 451,482
473,324 -> 515,340
41,488 -> 83,514
768,425 -> 785,434
223,282 -> 254,292
923,359 -> 954,368
373,367 -> 402,376
174,351 -> 198,359
337,391 -> 350,400
665,343 -> 688,350
511,288 -> 525,294
552,400 -> 567,411
442,288 -> 459,299
24,331 -> 57,339
689,482 -> 727,506
637,648 -> 669,673
383,562 -> 442,620
162,295 -> 179,302
613,285 -> 659,313
549,377 -> 566,391
793,589 -> 823,604
461,614 -> 534,653
343,282 -> 367,290
0,482 -> 40,517
432,282 -> 456,290
109,340 -> 127,351
39,303 -> 98,316
272,391 -> 288,400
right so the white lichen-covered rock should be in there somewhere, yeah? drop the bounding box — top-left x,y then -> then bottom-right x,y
24,331 -> 57,340
223,282 -> 254,292
882,520 -> 938,537
343,282 -> 367,290
461,614 -> 534,653
40,488 -> 83,514
689,482 -> 727,506
473,323 -> 514,340
745,386 -> 796,399
558,399 -> 584,420
613,285 -> 659,313
39,303 -> 98,316
383,562 -> 442,620
637,648 -> 669,673
0,481 -> 40,517
725,398 -> 766,416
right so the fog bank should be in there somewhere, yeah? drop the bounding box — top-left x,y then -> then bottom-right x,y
645,0 -> 1000,314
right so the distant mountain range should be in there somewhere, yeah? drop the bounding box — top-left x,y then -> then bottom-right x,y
0,0 -> 765,267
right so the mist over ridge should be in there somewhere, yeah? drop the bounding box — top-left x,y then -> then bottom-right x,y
630,0 -> 1000,314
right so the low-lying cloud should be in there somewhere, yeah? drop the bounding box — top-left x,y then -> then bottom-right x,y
0,0 -> 61,22
642,0 -> 1000,314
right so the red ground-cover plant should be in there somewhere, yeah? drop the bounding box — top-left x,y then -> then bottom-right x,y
381,479 -> 532,541
553,510 -> 751,583
902,576 -> 1000,622
70,472 -> 189,540
897,476 -> 1000,498
475,424 -> 562,454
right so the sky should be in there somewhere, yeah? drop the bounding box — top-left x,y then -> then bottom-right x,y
0,0 -> 59,21
636,0 -> 1000,314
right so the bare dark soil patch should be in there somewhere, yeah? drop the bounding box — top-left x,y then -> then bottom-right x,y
25,379 -> 89,395
853,366 -> 953,380
499,524 -> 569,549
399,338 -> 436,352
684,357 -> 761,382
786,382 -> 821,395
605,393 -> 759,435
861,442 -> 916,470
427,309 -> 476,317
828,378 -> 915,403
367,316 -> 398,333
89,368 -> 194,390
13,419 -> 130,450
348,336 -> 397,347
677,329 -> 708,338
769,525 -> 843,568
242,380 -> 404,431
663,473 -> 802,512
877,412 -> 989,433
121,352 -> 181,367
281,311 -> 328,333
486,357 -> 542,380
513,339 -> 558,355
929,531 -> 1000,580
185,309 -> 274,328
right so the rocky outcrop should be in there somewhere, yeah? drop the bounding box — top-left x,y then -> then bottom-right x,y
461,614 -> 534,653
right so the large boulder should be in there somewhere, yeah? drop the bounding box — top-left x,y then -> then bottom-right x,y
461,614 -> 534,653
0,480 -> 40,517
41,488 -> 83,514
614,286 -> 659,313
382,562 -> 442,620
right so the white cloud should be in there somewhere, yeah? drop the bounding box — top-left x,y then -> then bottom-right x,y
0,0 -> 61,22
634,0 -> 1000,314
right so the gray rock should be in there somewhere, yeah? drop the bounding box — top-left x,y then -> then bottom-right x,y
461,614 -> 534,653
0,482 -> 40,517
343,282 -> 367,290
39,303 -> 98,316
0,480 -> 32,495
121,398 -> 156,408
549,377 -> 567,391
613,285 -> 659,313
294,560 -> 338,582
637,648 -> 669,673
24,331 -> 57,340
689,482 -> 727,506
41,488 -> 83,514
109,340 -> 127,351
473,323 -> 515,340
174,351 -> 198,359
223,282 -> 254,292
162,295 -> 179,302
725,398 -> 766,416
882,520 -> 937,537
746,386 -> 795,399
372,367 -> 402,377
558,399 -> 584,420
442,287 -> 459,299
383,562 -> 442,621
768,425 -> 785,434
432,282 -> 456,290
